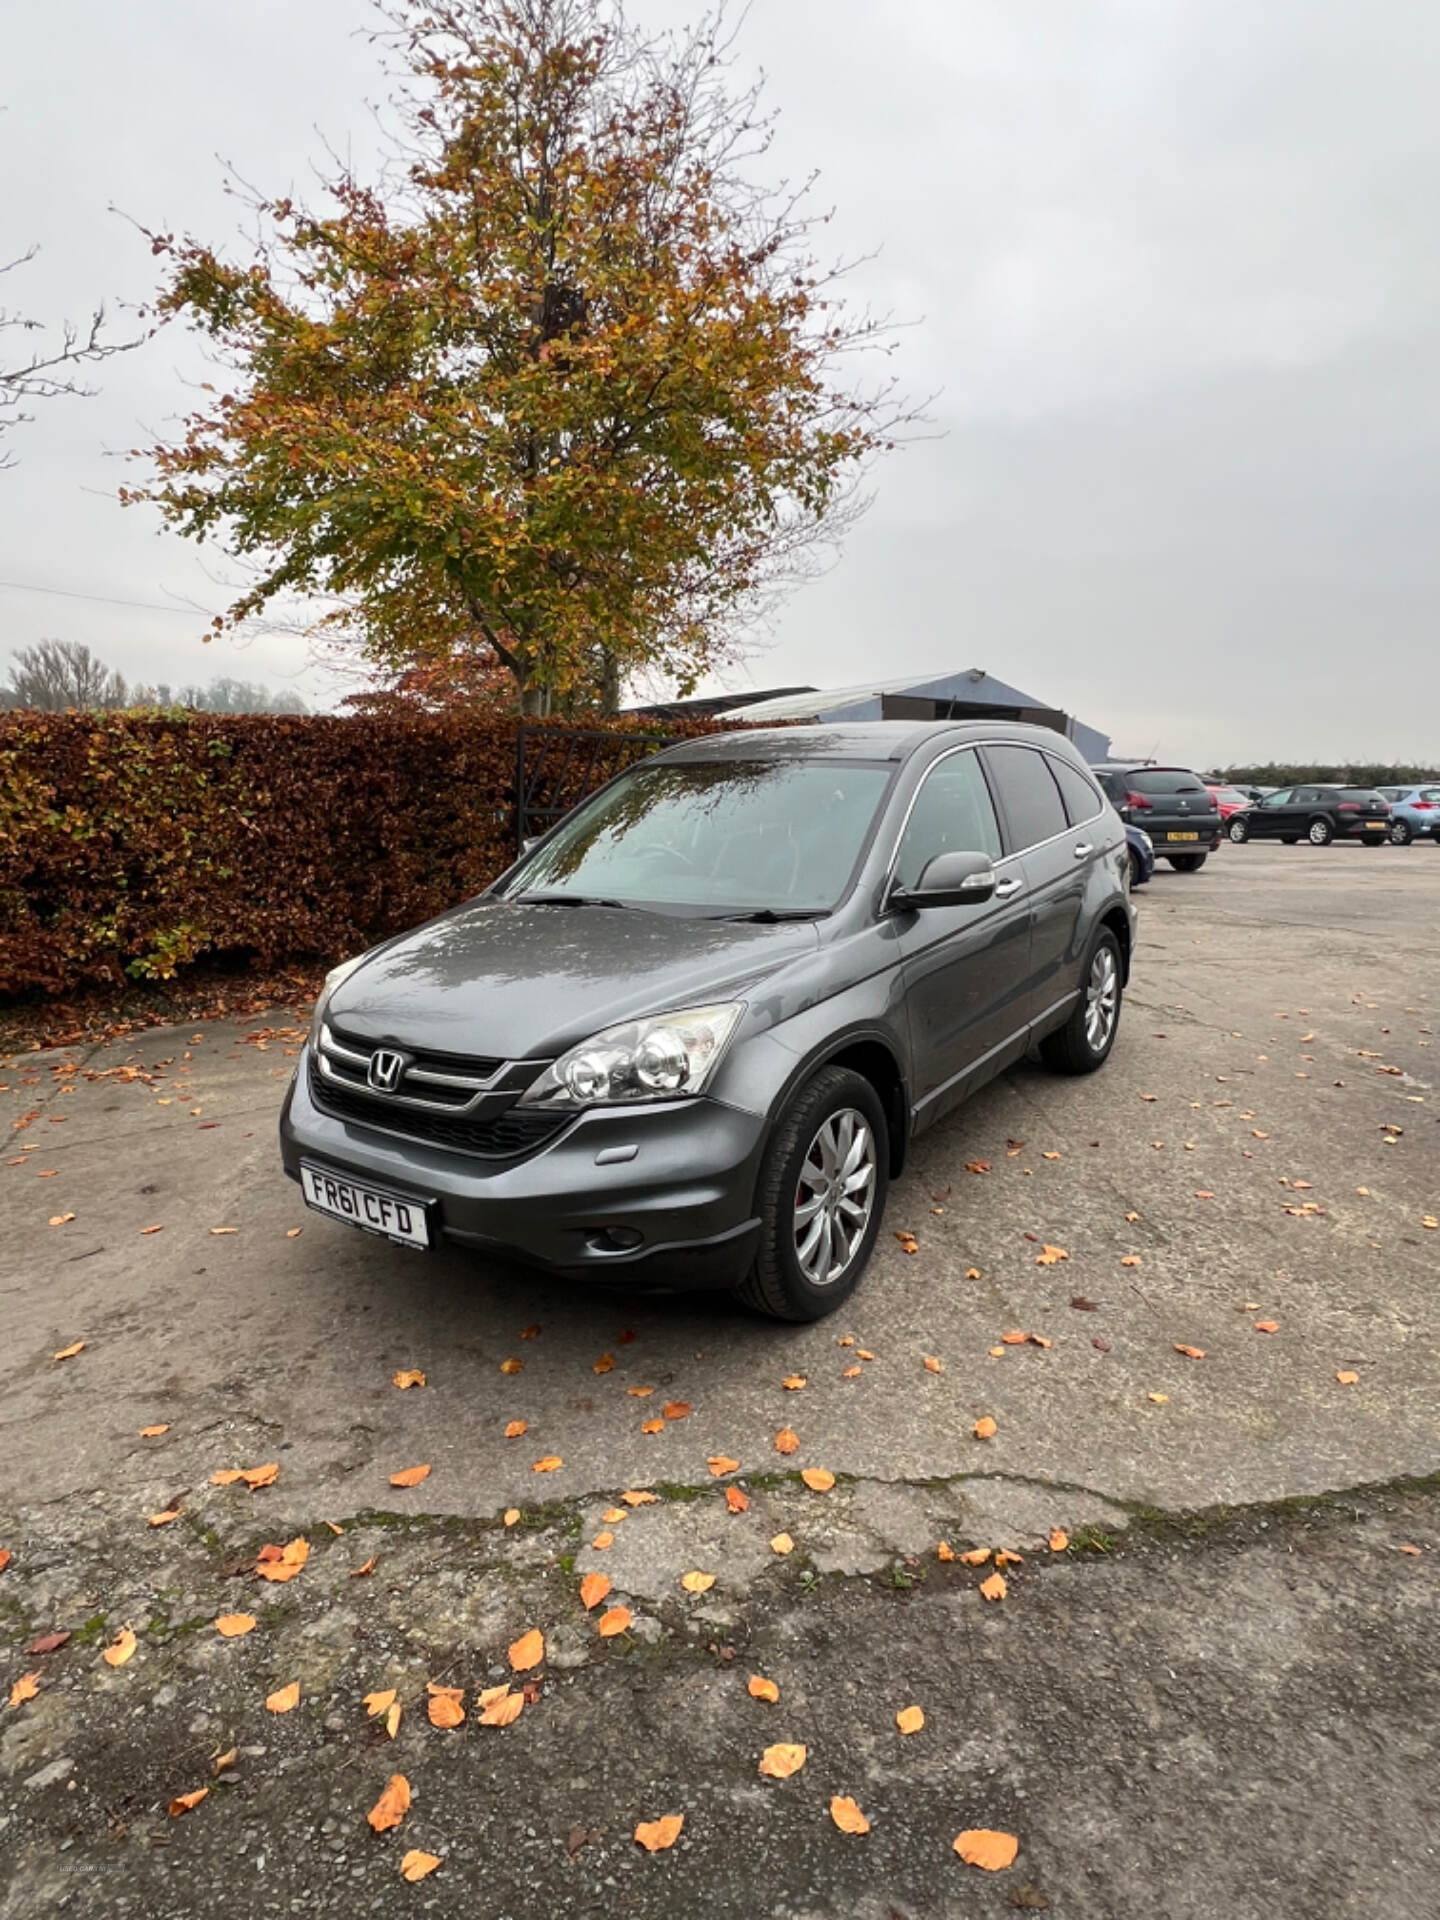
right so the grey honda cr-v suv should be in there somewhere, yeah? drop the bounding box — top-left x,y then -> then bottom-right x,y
280,722 -> 1135,1320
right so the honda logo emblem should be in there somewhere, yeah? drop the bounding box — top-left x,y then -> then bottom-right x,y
367,1048 -> 407,1093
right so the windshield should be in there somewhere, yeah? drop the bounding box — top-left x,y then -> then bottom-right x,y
503,759 -> 893,914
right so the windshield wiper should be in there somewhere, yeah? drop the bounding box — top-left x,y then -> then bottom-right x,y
511,892 -> 635,910
711,907 -> 828,923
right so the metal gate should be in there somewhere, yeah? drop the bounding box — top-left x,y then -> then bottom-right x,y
512,723 -> 675,853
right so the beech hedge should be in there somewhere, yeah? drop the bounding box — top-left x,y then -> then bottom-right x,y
0,710 -> 727,998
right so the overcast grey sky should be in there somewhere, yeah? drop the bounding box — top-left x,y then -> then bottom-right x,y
4,0 -> 1438,763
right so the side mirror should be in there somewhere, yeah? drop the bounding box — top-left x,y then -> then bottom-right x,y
888,849 -> 997,911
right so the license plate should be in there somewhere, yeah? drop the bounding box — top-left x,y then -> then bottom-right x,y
1167,831 -> 1199,841
1367,820 -> 1386,828
300,1162 -> 431,1248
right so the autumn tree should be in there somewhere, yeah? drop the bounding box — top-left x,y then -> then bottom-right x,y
128,0 -> 905,713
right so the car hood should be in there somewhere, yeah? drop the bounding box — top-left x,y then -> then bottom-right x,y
326,898 -> 822,1061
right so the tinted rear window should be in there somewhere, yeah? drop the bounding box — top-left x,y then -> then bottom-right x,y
1338,788 -> 1386,802
1048,756 -> 1103,826
1128,769 -> 1208,795
983,745 -> 1068,850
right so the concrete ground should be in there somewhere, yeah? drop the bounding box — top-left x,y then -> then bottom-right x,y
2,841 -> 1437,1916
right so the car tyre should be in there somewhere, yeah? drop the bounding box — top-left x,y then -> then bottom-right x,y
1039,928 -> 1124,1076
736,1065 -> 890,1323
1390,821 -> 1413,845
1280,835 -> 1299,844
1228,816 -> 1250,843
1129,849 -> 1148,888
1306,818 -> 1334,845
1166,852 -> 1207,872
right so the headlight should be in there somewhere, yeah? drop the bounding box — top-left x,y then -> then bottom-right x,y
519,1002 -> 744,1109
310,954 -> 367,1043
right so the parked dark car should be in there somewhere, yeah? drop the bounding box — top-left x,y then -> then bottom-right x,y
1125,821 -> 1155,888
280,723 -> 1136,1321
1092,764 -> 1221,870
1227,785 -> 1391,847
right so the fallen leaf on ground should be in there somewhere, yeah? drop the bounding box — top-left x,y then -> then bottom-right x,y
1336,1371 -> 1359,1385
28,1632 -> 69,1654
602,1507 -> 628,1523
759,1743 -> 807,1778
622,1489 -> 658,1506
634,1814 -> 684,1852
213,1747 -> 236,1773
1398,1543 -> 1423,1555
1035,1245 -> 1069,1265
367,1774 -> 411,1833
519,1325 -> 540,1339
532,1456 -> 563,1473
215,1613 -> 256,1638
1147,1392 -> 1169,1405
500,1358 -> 523,1374
350,1556 -> 378,1578
147,1507 -> 182,1528
923,1354 -> 943,1373
266,1682 -> 300,1714
937,1541 -> 955,1561
53,1339 -> 84,1360
1001,1331 -> 1029,1346
782,1375 -> 806,1390
973,1417 -> 997,1440
1029,1334 -> 1052,1349
210,1226 -> 238,1235
896,1705 -> 925,1735
1254,1321 -> 1279,1334
725,1486 -> 750,1513
138,1424 -> 170,1437
286,1226 -> 303,1238
662,1401 -> 692,1420
103,1628 -> 137,1666
774,1428 -> 800,1455
830,1795 -> 871,1834
257,1537 -> 309,1583
593,1353 -> 616,1374
770,1532 -> 794,1555
479,1688 -> 524,1726
1120,1255 -> 1142,1268
427,1684 -> 466,1728
1173,1344 -> 1206,1360
579,1573 -> 611,1610
169,1789 -> 209,1818
591,1531 -> 614,1550
800,1468 -> 836,1491
503,1508 -> 521,1527
390,1464 -> 432,1488
843,1363 -> 863,1377
748,1675 -> 780,1702
627,1386 -> 655,1397
508,1629 -> 545,1671
392,1370 -> 426,1390
966,1161 -> 991,1174
708,1456 -> 739,1476
138,1223 -> 161,1234
894,1231 -> 918,1254
400,1851 -> 442,1882
640,1419 -> 665,1434
979,1572 -> 1008,1602
954,1828 -> 1019,1871
49,1216 -> 77,1228
1049,1529 -> 1069,1552
838,1336 -> 856,1347
504,1420 -> 528,1439
681,1570 -> 716,1593
8,1672 -> 40,1706
598,1606 -> 632,1637
966,1267 -> 982,1279
995,1549 -> 1024,1568
959,1547 -> 991,1565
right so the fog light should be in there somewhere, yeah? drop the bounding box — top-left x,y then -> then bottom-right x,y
586,1225 -> 644,1254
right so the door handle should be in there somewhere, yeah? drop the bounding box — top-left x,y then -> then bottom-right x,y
994,876 -> 1023,898
1072,843 -> 1092,858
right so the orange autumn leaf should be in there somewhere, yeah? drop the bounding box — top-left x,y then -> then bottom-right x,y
147,1508 -> 182,1528
923,1355 -> 943,1373
640,1419 -> 665,1434
1336,1371 -> 1359,1385
593,1353 -> 616,1374
400,1850 -> 442,1882
770,1532 -> 794,1555
266,1681 -> 300,1714
1035,1244 -> 1069,1265
830,1795 -> 871,1835
973,1417 -> 997,1440
1254,1320 -> 1280,1333
598,1606 -> 632,1637
681,1570 -> 716,1594
367,1773 -> 411,1833
389,1464 -> 432,1488
1000,1331 -> 1029,1346
979,1572 -> 1008,1602
391,1369 -> 426,1389
627,1385 -> 656,1397
479,1688 -> 524,1726
503,1508 -> 521,1527
579,1573 -> 611,1610
896,1705 -> 925,1735
9,1671 -> 40,1707
500,1357 -> 524,1374
215,1613 -> 256,1638
1173,1345 -> 1206,1360
954,1828 -> 1019,1871
725,1486 -> 750,1513
842,1364 -> 862,1378
532,1456 -> 563,1474
213,1747 -> 237,1773
103,1627 -> 137,1666
168,1788 -> 209,1818
427,1686 -> 465,1728
591,1532 -> 614,1550
48,1216 -> 77,1228
53,1340 -> 84,1361
504,1420 -> 528,1438
783,1375 -> 806,1390
1398,1543 -> 1423,1557
350,1555 -> 379,1578
257,1537 -> 309,1583
386,1700 -> 403,1738
518,1324 -> 540,1339
508,1629 -> 545,1671
1028,1334 -> 1052,1350
662,1400 -> 692,1420
138,1424 -> 170,1437
243,1462 -> 280,1489
995,1549 -> 1024,1568
959,1547 -> 990,1566
364,1688 -> 397,1718
621,1489 -> 658,1505
1048,1529 -> 1069,1553
937,1541 -> 955,1562
800,1467 -> 836,1491
748,1674 -> 779,1702
758,1743 -> 807,1779
634,1813 -> 684,1852
707,1455 -> 740,1476
602,1507 -> 628,1523
774,1428 -> 799,1455
1121,1254 -> 1143,1268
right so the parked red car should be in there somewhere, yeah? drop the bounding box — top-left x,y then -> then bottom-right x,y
1205,783 -> 1254,822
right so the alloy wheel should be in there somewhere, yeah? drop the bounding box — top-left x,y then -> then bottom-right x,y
793,1108 -> 877,1286
1085,945 -> 1120,1052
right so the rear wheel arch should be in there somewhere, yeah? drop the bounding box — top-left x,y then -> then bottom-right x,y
1099,905 -> 1132,984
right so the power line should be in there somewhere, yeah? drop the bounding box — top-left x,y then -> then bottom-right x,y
0,577 -> 214,617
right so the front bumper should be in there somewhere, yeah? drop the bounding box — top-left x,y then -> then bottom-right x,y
279,1048 -> 767,1289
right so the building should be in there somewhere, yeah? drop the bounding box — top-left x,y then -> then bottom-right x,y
630,669 -> 1111,764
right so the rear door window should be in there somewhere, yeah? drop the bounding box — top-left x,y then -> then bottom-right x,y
1048,756 -> 1103,826
983,745 -> 1068,852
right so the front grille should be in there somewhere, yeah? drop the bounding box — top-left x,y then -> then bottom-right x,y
309,1062 -> 570,1159
323,1024 -> 503,1109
